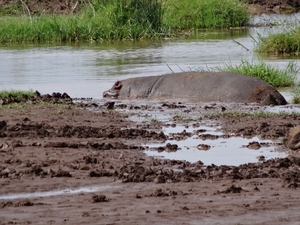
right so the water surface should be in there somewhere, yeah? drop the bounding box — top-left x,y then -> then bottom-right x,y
144,124 -> 287,166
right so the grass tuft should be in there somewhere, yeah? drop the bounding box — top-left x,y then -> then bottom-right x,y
162,0 -> 249,29
0,89 -> 34,99
221,60 -> 298,88
256,27 -> 300,55
292,83 -> 300,104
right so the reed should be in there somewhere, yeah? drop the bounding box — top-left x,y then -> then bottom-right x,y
222,60 -> 298,88
256,27 -> 300,54
0,0 -> 167,43
0,2 -> 23,16
162,0 -> 249,29
292,83 -> 300,104
0,0 -> 250,43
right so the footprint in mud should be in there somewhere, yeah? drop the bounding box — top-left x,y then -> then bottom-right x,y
92,194 -> 110,203
197,144 -> 211,151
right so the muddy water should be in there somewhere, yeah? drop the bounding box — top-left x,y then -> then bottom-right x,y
144,125 -> 287,166
0,13 -> 299,99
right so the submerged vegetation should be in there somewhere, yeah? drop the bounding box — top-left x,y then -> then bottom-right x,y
0,0 -> 250,43
256,27 -> 300,55
222,60 -> 298,88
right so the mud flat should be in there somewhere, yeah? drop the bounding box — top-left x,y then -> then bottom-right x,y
1,97 -> 300,224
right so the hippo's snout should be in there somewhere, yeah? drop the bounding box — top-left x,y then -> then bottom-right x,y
103,81 -> 123,99
102,91 -> 109,98
103,90 -> 118,99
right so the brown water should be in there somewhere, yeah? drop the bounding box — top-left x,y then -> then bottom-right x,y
1,13 -> 299,99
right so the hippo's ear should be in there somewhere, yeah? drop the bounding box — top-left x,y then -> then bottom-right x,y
115,81 -> 122,89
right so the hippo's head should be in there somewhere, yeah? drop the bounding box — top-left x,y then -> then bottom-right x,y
103,81 -> 122,99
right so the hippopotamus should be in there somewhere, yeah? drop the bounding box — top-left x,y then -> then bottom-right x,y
103,72 -> 287,105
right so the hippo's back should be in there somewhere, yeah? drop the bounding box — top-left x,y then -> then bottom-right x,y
148,72 -> 286,104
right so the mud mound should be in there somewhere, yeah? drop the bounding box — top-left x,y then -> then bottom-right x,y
115,156 -> 300,187
3,122 -> 166,140
0,91 -> 72,105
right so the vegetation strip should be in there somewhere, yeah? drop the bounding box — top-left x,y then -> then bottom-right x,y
222,60 -> 298,88
256,27 -> 300,55
0,0 -> 250,43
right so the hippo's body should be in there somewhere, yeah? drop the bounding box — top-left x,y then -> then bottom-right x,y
103,72 -> 287,105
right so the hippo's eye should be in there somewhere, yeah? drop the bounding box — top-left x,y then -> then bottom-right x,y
115,81 -> 122,89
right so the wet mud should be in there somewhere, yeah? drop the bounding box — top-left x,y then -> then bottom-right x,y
1,94 -> 300,224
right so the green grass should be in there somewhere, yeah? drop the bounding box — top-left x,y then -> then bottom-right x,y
0,89 -> 34,99
256,27 -> 300,55
0,0 -> 167,43
0,2 -> 24,16
0,0 -> 251,43
220,60 -> 298,88
162,0 -> 249,29
292,84 -> 300,104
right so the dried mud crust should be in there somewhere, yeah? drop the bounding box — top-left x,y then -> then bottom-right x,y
1,99 -> 300,224
0,0 -> 299,15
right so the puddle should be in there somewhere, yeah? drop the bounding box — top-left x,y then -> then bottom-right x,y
264,105 -> 300,114
144,125 -> 287,166
0,185 -> 118,200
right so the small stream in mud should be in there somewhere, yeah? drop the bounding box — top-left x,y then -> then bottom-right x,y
0,185 -> 118,200
0,13 -> 300,169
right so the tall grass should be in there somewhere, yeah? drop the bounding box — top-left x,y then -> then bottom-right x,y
221,60 -> 298,88
256,27 -> 300,54
0,0 -> 166,43
292,84 -> 300,104
162,0 -> 249,29
0,0 -> 251,43
0,2 -> 23,16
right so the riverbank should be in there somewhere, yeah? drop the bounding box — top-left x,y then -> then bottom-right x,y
1,0 -> 299,49
0,0 -> 249,43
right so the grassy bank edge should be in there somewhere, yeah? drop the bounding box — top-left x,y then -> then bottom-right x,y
0,0 -> 250,43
